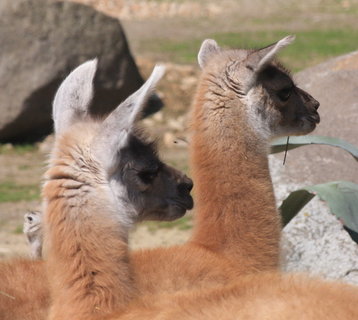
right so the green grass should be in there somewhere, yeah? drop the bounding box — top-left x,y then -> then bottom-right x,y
147,0 -> 187,2
0,143 -> 38,155
144,215 -> 193,232
13,225 -> 24,234
0,181 -> 40,203
146,29 -> 358,71
215,29 -> 358,72
18,164 -> 31,171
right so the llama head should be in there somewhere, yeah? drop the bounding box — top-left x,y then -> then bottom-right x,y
52,60 -> 193,225
23,211 -> 43,259
197,36 -> 320,139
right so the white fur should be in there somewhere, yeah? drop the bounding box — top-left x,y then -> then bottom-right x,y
93,65 -> 165,171
109,180 -> 137,229
257,35 -> 295,71
53,59 -> 97,134
198,39 -> 220,69
23,211 -> 43,258
245,90 -> 277,141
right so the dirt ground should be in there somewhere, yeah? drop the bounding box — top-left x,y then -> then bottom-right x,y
1,0 -> 358,260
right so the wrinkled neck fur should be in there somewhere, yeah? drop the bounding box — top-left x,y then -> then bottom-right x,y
190,72 -> 280,269
44,127 -> 135,231
43,128 -> 135,318
192,75 -> 270,155
190,76 -> 273,209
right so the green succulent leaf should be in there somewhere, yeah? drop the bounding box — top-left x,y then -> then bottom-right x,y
280,181 -> 358,233
271,135 -> 358,162
280,189 -> 315,226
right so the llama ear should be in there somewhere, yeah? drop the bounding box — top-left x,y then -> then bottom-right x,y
93,65 -> 165,168
198,39 -> 220,69
52,59 -> 97,134
247,35 -> 295,73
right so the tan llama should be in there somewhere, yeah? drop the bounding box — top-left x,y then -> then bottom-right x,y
106,35 -> 358,319
188,35 -> 321,271
1,61 -> 193,320
2,36 -> 358,320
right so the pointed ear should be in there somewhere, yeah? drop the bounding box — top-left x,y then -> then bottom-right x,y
198,39 -> 220,69
248,35 -> 295,73
52,59 -> 97,134
93,65 -> 165,169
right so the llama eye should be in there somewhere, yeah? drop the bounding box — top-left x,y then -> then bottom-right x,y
277,88 -> 292,102
138,169 -> 158,184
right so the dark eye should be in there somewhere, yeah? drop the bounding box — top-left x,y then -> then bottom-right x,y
277,88 -> 292,102
138,169 -> 158,184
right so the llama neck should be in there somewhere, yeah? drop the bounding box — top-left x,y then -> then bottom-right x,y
189,82 -> 281,273
43,146 -> 134,319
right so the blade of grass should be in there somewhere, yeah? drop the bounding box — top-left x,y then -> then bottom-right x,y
271,135 -> 358,162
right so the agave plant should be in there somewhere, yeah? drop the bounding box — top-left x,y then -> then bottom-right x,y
270,135 -> 358,241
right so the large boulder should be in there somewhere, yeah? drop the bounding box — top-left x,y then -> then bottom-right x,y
269,52 -> 358,284
0,0 -> 161,143
281,199 -> 358,285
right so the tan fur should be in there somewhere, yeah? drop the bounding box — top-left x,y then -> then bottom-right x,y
2,261 -> 358,319
189,76 -> 280,271
44,123 -> 135,320
1,39 -> 358,319
111,273 -> 358,320
7,62 -> 195,320
0,259 -> 48,320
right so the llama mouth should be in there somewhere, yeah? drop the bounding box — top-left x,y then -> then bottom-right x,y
306,113 -> 320,124
168,196 -> 194,214
171,199 -> 194,212
171,194 -> 193,208
153,204 -> 187,221
182,196 -> 194,210
146,197 -> 193,221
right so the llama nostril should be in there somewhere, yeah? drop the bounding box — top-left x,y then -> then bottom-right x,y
187,180 -> 193,192
178,180 -> 193,194
313,100 -> 320,110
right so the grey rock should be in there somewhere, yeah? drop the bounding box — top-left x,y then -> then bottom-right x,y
268,155 -> 358,285
281,198 -> 358,285
0,0 -> 161,142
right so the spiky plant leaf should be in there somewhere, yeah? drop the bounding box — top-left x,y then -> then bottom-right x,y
280,181 -> 358,233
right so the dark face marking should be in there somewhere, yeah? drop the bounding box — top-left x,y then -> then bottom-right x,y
256,64 -> 320,136
259,66 -> 294,97
118,134 -> 193,222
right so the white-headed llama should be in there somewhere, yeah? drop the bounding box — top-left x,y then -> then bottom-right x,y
1,61 -> 193,320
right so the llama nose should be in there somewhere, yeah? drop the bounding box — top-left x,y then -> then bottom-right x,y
178,178 -> 193,194
313,99 -> 320,110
